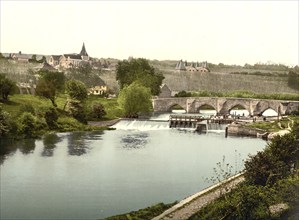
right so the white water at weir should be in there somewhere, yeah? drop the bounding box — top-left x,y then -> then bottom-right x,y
112,119 -> 170,131
113,112 -> 228,132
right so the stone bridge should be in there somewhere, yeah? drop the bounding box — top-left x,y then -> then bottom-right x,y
152,97 -> 299,116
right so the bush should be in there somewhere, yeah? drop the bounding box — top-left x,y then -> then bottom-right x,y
18,112 -> 38,138
66,99 -> 87,124
91,102 -> 106,119
56,116 -> 86,132
19,103 -> 35,115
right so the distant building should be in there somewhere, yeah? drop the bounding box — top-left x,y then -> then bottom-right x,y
175,60 -> 187,71
175,60 -> 210,72
158,84 -> 172,98
11,51 -> 31,63
88,85 -> 108,95
58,43 -> 91,69
48,55 -> 61,67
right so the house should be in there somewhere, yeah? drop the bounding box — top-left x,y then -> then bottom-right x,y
159,84 -> 172,98
11,52 -> 32,62
88,85 -> 108,95
48,55 -> 61,67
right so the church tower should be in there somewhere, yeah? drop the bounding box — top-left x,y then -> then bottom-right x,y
80,42 -> 89,61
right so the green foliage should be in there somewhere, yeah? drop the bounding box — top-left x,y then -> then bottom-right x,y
35,70 -> 65,106
175,90 -> 192,97
66,99 -> 87,124
66,80 -> 88,101
118,81 -> 152,117
245,130 -> 299,186
66,63 -> 106,88
0,73 -> 17,101
56,116 -> 87,132
116,58 -> 164,95
104,202 -> 177,220
44,107 -> 59,129
19,103 -> 35,115
18,112 -> 38,138
91,102 -> 106,119
0,106 -> 11,137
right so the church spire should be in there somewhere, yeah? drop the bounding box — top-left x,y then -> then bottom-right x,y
80,42 -> 88,56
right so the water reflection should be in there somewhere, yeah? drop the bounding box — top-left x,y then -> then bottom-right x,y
0,139 -> 18,165
121,132 -> 149,149
18,139 -> 36,154
67,131 -> 103,156
41,134 -> 62,157
0,138 -> 36,164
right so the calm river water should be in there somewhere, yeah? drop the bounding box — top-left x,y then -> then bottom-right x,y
0,118 -> 266,219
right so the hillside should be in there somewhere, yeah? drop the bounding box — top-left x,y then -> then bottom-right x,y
1,58 -> 297,95
162,70 -> 296,94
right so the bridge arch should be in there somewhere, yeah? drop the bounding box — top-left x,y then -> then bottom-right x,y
253,101 -> 280,116
169,104 -> 187,113
219,100 -> 251,115
261,108 -> 278,116
229,104 -> 250,116
197,104 -> 217,115
188,98 -> 218,113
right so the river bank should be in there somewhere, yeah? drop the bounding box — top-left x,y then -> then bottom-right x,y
152,173 -> 245,220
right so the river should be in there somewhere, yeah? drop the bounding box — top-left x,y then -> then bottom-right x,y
0,115 -> 266,219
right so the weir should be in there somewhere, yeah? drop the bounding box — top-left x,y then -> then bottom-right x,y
169,114 -> 231,132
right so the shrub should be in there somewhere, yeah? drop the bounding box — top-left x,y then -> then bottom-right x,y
19,103 -> 35,115
66,99 -> 87,124
56,116 -> 86,132
91,102 -> 106,119
18,112 -> 37,138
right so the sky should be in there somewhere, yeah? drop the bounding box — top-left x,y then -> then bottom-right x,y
0,0 -> 298,66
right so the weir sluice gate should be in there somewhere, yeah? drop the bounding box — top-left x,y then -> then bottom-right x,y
169,114 -> 232,132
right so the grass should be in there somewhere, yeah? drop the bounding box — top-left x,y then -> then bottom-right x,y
246,116 -> 299,132
1,94 -> 123,120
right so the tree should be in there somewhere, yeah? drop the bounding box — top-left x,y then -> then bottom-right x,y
66,80 -> 88,101
18,112 -> 37,138
35,70 -> 65,107
116,58 -> 164,95
118,81 -> 152,117
91,102 -> 106,119
0,74 -> 17,101
66,99 -> 87,123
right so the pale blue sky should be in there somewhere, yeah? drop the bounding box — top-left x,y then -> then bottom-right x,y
1,0 -> 298,66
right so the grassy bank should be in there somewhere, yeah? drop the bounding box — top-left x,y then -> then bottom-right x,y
0,94 -> 122,139
245,116 -> 299,133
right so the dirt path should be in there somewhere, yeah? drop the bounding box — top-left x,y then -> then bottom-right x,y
152,173 -> 245,220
